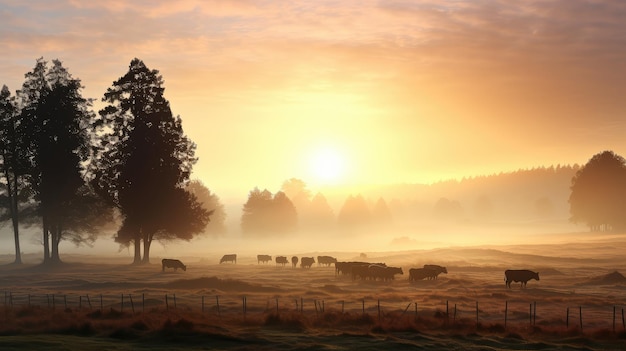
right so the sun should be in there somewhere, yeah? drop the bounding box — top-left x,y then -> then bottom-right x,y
309,146 -> 346,184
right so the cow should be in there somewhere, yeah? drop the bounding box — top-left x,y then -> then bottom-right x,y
257,254 -> 272,264
336,261 -> 387,277
409,267 -> 438,281
350,264 -> 371,280
291,256 -> 298,268
505,269 -> 539,288
275,256 -> 288,266
300,257 -> 315,268
162,258 -> 186,272
220,254 -> 237,264
369,265 -> 403,281
317,255 -> 337,267
423,264 -> 448,279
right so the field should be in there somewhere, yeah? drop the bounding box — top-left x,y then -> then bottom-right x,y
1,234 -> 626,350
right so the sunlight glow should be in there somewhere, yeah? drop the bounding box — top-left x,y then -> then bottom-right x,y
309,146 -> 346,184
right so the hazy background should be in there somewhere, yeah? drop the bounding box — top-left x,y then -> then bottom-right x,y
1,0 -> 624,259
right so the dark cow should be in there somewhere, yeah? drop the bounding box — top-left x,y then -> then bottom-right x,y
505,269 -> 539,288
162,258 -> 186,272
317,255 -> 337,267
220,254 -> 237,264
409,267 -> 437,281
275,256 -> 288,266
291,256 -> 298,268
257,254 -> 272,264
370,265 -> 403,281
350,264 -> 371,280
423,264 -> 448,279
337,261 -> 386,277
301,257 -> 315,268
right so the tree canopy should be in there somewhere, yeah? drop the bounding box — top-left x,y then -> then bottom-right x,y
93,58 -> 209,264
569,150 -> 626,231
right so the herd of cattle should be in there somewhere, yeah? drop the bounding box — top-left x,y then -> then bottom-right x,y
161,256 -> 540,288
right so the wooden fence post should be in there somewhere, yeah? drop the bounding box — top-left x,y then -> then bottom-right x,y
579,306 -> 583,333
533,301 -> 537,325
566,307 -> 569,328
165,294 -> 169,311
129,294 -> 135,314
121,294 -> 124,312
613,306 -> 616,332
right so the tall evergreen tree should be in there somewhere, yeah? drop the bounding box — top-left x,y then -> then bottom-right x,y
0,85 -> 24,264
17,58 -> 101,264
93,58 -> 208,264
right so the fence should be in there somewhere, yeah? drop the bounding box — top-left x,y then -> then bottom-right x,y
3,291 -> 625,333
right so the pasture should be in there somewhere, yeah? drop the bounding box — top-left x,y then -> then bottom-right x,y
1,236 -> 626,350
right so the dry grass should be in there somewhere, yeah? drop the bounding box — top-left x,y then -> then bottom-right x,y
1,237 -> 626,350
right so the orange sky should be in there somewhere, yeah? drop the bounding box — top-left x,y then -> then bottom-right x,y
1,0 -> 625,201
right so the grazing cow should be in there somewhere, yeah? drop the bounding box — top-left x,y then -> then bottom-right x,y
369,265 -> 403,281
275,256 -> 289,266
291,256 -> 298,268
317,255 -> 337,267
220,254 -> 237,264
351,264 -> 371,280
423,264 -> 448,279
337,261 -> 387,277
409,267 -> 438,281
505,269 -> 539,288
301,257 -> 315,268
257,254 -> 272,264
162,258 -> 186,272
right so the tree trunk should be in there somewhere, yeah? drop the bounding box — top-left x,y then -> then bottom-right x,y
142,234 -> 152,264
50,223 -> 61,263
133,235 -> 142,265
42,217 -> 50,263
1,160 -> 21,264
10,175 -> 21,264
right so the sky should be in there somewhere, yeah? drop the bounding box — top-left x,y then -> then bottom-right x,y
1,0 -> 626,202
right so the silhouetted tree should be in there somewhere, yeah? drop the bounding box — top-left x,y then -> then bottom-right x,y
371,197 -> 392,226
569,150 -> 626,231
272,191 -> 297,233
17,58 -> 105,264
307,192 -> 335,230
0,85 -> 25,264
241,188 -> 297,235
186,179 -> 226,234
337,194 -> 371,229
93,58 -> 208,264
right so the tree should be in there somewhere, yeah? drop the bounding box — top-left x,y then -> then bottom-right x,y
0,85 -> 25,264
371,197 -> 392,226
569,150 -> 626,231
92,58 -> 208,264
186,179 -> 226,234
307,192 -> 335,230
241,188 -> 297,235
337,194 -> 371,229
17,58 -> 105,264
241,187 -> 273,234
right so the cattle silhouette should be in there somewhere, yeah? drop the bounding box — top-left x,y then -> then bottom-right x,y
505,269 -> 539,288
162,259 -> 186,272
291,256 -> 298,268
220,254 -> 237,264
